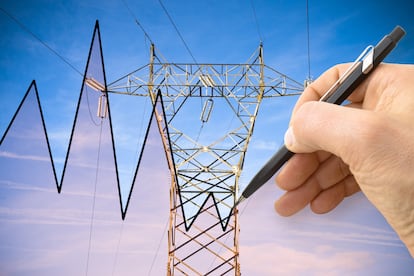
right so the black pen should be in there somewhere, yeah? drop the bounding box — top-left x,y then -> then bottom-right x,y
235,25 -> 406,207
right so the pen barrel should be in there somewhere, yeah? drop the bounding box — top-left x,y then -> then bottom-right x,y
324,25 -> 405,105
240,25 -> 405,203
242,145 -> 294,198
373,25 -> 405,66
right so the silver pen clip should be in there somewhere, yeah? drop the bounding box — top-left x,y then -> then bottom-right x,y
319,45 -> 375,102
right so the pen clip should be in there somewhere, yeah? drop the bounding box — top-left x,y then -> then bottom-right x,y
319,45 -> 374,102
362,45 -> 374,74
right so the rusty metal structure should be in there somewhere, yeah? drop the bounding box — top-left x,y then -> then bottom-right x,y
108,44 -> 302,275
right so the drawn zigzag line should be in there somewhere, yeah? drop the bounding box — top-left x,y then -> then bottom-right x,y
0,21 -> 158,220
0,20 -> 235,231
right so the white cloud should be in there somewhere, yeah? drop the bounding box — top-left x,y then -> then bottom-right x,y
238,183 -> 414,274
240,242 -> 374,276
249,139 -> 279,151
0,150 -> 51,162
0,168 -> 170,276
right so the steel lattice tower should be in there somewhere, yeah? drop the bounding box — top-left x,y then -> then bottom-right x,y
108,44 -> 302,275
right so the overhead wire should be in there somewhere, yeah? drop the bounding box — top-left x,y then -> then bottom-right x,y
156,0 -> 208,161
108,2 -> 159,273
250,0 -> 263,43
111,95 -> 151,275
85,118 -> 104,276
306,0 -> 312,80
111,220 -> 124,276
147,219 -> 169,275
121,0 -> 154,45
116,2 -> 193,274
157,0 -> 199,66
157,0 -> 206,131
0,7 -> 83,77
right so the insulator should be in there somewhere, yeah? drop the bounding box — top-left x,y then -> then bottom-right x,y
304,78 -> 313,88
97,94 -> 108,118
200,98 -> 214,123
85,77 -> 105,91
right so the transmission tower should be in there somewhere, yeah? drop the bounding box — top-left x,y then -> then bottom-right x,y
108,44 -> 302,275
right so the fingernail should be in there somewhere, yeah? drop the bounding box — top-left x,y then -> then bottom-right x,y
284,127 -> 296,148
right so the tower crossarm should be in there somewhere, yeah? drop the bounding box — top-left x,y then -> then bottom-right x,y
107,63 -> 303,98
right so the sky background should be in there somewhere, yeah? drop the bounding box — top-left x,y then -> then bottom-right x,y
1,0 -> 414,275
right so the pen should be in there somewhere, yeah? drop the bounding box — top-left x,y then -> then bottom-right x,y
235,25 -> 406,207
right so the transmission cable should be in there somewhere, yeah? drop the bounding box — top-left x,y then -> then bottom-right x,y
157,0 -> 199,66
306,0 -> 312,80
85,118 -> 104,276
111,220 -> 124,275
249,0 -> 263,43
147,218 -> 169,275
121,0 -> 154,45
157,0 -> 208,146
0,7 -> 83,77
111,96 -> 150,275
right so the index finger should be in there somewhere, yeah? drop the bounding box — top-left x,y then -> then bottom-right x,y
292,63 -> 351,115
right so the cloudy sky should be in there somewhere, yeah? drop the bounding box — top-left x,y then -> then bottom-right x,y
1,0 -> 414,275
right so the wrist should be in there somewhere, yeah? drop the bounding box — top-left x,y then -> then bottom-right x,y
386,206 -> 414,258
401,216 -> 414,258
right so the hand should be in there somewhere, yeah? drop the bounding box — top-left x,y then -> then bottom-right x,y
274,63 -> 414,257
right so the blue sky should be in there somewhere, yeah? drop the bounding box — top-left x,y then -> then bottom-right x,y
1,0 -> 414,275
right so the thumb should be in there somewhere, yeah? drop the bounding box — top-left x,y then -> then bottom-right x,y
284,101 -> 376,164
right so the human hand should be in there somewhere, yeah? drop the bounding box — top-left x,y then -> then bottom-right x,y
274,63 -> 414,257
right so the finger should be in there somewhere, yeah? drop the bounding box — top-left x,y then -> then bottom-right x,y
294,64 -> 411,115
292,64 -> 351,115
314,155 -> 351,190
292,63 -> 396,115
310,175 -> 360,214
285,101 -> 379,165
276,152 -> 345,191
276,153 -> 320,191
274,177 -> 321,216
274,155 -> 352,216
311,181 -> 346,214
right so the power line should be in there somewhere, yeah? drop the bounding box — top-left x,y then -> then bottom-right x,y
147,218 -> 169,275
85,119 -> 104,276
157,0 -> 199,65
0,7 -> 83,77
306,0 -> 312,80
111,221 -> 124,276
250,0 -> 263,42
156,0 -> 208,148
121,0 -> 154,45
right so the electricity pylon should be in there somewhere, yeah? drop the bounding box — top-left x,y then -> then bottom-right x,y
108,44 -> 302,275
